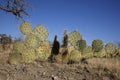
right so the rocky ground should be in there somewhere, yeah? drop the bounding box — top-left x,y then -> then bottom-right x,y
0,52 -> 120,80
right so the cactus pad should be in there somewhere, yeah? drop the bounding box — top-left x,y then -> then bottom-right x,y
25,34 -> 39,48
35,45 -> 51,61
33,25 -> 49,41
69,50 -> 82,62
69,30 -> 82,46
92,39 -> 104,52
20,21 -> 32,35
13,41 -> 26,53
82,46 -> 93,58
21,48 -> 36,63
105,43 -> 116,57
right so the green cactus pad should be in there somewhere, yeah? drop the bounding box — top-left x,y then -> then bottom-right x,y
69,30 -> 82,46
35,46 -> 51,61
40,41 -> 50,47
94,48 -> 107,58
13,41 -> 26,53
69,50 -> 82,62
21,48 -> 36,63
105,43 -> 117,57
20,21 -> 32,35
82,46 -> 93,58
25,34 -> 39,48
92,39 -> 104,52
77,39 -> 87,52
33,25 -> 49,41
67,46 -> 75,53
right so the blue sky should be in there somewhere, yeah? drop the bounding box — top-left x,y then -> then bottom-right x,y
0,0 -> 120,46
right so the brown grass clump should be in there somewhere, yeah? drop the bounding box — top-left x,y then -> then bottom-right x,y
87,58 -> 120,79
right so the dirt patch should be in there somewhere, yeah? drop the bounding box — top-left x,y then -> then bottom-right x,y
0,53 -> 120,80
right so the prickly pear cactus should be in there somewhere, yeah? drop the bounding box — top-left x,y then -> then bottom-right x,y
94,48 -> 107,58
40,41 -> 50,47
82,46 -> 93,58
61,48 -> 70,63
92,39 -> 104,52
33,25 -> 49,41
69,50 -> 82,62
35,45 -> 51,61
25,34 -> 39,48
105,43 -> 117,57
67,46 -> 75,53
21,48 -> 36,63
77,39 -> 87,52
13,41 -> 26,53
69,30 -> 82,46
117,48 -> 120,56
20,21 -> 32,35
99,49 -> 107,58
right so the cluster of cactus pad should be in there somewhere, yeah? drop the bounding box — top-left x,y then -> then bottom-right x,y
8,21 -> 51,64
8,21 -> 119,64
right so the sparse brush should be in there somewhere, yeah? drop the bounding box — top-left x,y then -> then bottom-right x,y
8,52 -> 22,65
33,25 -> 49,41
92,39 -> 104,52
69,50 -> 82,63
20,21 -> 32,35
69,30 -> 82,46
105,43 -> 117,57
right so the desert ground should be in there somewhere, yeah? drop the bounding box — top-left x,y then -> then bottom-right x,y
0,51 -> 120,80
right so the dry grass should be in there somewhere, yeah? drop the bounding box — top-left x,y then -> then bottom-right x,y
87,58 -> 120,79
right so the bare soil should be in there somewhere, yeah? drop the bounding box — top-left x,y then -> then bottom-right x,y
0,52 -> 120,80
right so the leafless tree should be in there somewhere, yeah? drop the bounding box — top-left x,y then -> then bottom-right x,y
0,0 -> 29,20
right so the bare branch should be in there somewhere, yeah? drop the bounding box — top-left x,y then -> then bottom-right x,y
0,0 -> 29,20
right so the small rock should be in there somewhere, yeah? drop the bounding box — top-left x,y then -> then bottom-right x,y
51,75 -> 58,80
